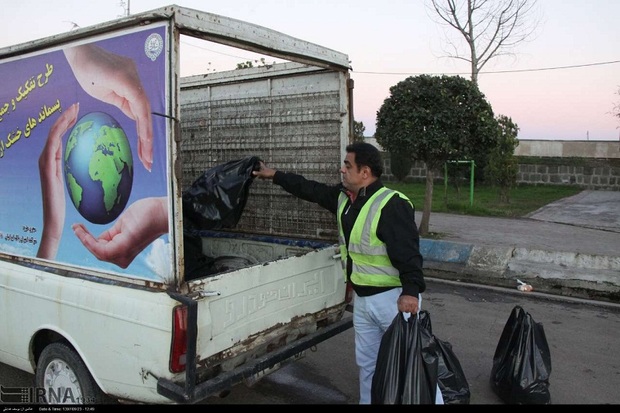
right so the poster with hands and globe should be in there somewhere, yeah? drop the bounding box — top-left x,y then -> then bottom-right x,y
0,24 -> 172,283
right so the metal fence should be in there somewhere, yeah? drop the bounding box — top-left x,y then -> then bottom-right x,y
180,92 -> 343,242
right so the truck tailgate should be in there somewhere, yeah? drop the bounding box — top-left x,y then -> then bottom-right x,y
195,244 -> 346,363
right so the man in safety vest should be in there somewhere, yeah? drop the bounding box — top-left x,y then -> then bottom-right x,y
253,141 -> 431,404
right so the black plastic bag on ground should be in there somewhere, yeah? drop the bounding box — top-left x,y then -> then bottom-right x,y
371,312 -> 439,404
182,156 -> 260,231
490,305 -> 552,404
418,310 -> 471,404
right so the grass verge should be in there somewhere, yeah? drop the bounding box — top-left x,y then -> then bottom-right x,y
384,182 -> 583,218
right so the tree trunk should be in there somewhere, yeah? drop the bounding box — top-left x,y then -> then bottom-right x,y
500,187 -> 510,204
419,168 -> 435,236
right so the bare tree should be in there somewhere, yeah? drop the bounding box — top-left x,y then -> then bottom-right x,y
613,86 -> 620,128
426,0 -> 542,84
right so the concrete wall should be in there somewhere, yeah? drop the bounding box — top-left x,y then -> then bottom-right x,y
516,162 -> 620,189
514,140 -> 620,158
376,139 -> 620,190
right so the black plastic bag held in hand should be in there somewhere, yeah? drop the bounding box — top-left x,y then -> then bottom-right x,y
490,305 -> 552,404
371,312 -> 409,404
182,156 -> 261,231
371,312 -> 439,404
419,310 -> 471,404
401,315 -> 439,404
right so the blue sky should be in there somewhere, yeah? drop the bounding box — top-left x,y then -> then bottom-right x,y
3,0 -> 619,141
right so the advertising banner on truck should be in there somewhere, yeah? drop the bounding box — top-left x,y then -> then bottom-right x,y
0,24 -> 172,282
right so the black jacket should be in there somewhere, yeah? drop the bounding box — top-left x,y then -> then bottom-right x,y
273,171 -> 425,297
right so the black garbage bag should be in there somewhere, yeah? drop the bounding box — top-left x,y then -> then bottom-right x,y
401,316 -> 439,405
183,231 -> 215,280
418,310 -> 471,404
490,305 -> 552,404
371,312 -> 409,404
435,336 -> 470,404
372,312 -> 439,404
182,156 -> 261,231
418,308 -> 433,332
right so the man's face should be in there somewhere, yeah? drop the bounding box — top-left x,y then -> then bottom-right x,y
341,152 -> 365,192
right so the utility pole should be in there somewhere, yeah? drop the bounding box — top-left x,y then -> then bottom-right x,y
119,0 -> 130,17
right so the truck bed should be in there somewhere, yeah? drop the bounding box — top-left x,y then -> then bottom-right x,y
184,230 -> 335,278
161,230 -> 349,402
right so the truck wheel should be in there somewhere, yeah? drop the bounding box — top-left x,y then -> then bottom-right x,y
35,342 -> 109,404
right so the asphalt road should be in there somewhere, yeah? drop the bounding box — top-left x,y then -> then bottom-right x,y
4,278 -> 617,405
199,279 -> 620,405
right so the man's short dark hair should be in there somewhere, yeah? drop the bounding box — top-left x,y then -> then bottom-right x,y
346,142 -> 383,178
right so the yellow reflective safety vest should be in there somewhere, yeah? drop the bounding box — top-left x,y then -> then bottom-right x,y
337,187 -> 412,287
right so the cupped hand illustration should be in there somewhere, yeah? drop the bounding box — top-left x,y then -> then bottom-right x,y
64,44 -> 153,171
37,103 -> 80,259
71,197 -> 168,269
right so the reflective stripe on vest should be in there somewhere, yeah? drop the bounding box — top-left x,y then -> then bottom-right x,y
337,187 -> 412,287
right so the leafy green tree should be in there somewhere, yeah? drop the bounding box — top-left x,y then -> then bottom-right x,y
390,151 -> 413,182
353,120 -> 366,142
485,115 -> 519,203
236,58 -> 274,70
236,61 -> 254,69
375,74 -> 498,235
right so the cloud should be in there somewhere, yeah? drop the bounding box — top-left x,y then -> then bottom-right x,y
145,238 -> 173,283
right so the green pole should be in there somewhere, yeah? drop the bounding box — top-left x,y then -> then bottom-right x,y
470,160 -> 475,206
444,162 -> 448,200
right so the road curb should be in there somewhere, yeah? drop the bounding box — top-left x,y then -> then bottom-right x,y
420,238 -> 620,303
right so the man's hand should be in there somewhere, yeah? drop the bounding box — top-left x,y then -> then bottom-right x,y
252,161 -> 276,180
397,294 -> 420,314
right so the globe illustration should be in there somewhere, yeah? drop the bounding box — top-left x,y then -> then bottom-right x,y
64,111 -> 133,225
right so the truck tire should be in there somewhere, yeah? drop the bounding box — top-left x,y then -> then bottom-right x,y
35,342 -> 110,404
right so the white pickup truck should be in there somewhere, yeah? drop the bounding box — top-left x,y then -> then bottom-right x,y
0,5 -> 353,404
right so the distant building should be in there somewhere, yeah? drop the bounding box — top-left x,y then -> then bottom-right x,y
364,137 -> 383,151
